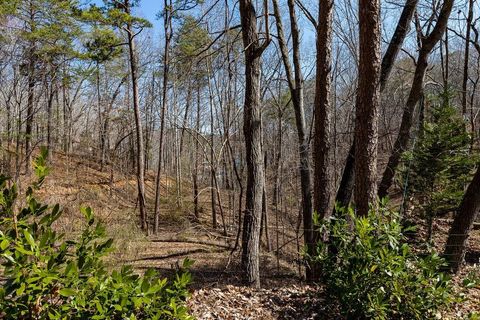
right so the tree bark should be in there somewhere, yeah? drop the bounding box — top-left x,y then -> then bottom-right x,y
239,0 -> 269,287
153,0 -> 172,233
193,85 -> 201,220
334,0 -> 418,211
125,0 -> 147,231
24,0 -> 38,174
179,82 -> 192,154
207,61 -> 218,229
311,0 -> 334,281
354,0 -> 381,217
444,165 -> 480,273
46,77 -> 55,159
462,0 -> 474,117
272,0 -> 316,280
261,152 -> 271,252
313,0 -> 334,220
25,44 -> 35,173
378,0 -> 454,198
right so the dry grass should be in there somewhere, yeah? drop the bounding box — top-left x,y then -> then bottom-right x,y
18,151 -> 301,284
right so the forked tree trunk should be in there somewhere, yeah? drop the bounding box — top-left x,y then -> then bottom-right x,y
354,0 -> 381,217
378,0 -> 454,198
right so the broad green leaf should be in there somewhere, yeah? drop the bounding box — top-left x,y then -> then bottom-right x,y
59,288 -> 76,297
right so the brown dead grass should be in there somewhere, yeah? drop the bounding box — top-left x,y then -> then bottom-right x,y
17,151 -> 302,281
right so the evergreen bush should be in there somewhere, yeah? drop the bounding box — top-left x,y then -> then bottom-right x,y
312,203 -> 455,319
401,94 -> 477,238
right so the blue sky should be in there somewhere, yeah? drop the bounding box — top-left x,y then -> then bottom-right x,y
133,0 -> 163,28
89,0 -> 163,28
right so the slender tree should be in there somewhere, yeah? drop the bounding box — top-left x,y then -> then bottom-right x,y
24,0 -> 37,174
462,0 -> 474,117
153,0 -> 173,234
123,0 -> 149,231
84,0 -> 153,231
272,0 -> 315,280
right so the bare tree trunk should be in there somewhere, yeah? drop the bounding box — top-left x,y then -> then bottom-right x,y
153,0 -> 172,233
193,85 -> 201,220
272,106 -> 283,207
462,0 -> 474,117
144,72 -> 155,171
25,52 -> 35,173
444,29 -> 450,92
354,0 -> 381,216
125,0 -> 147,231
15,104 -> 22,181
335,0 -> 419,211
378,0 -> 454,198
25,0 -> 36,174
5,86 -> 12,173
444,165 -> 480,272
313,0 -> 334,220
239,0 -> 269,287
179,82 -> 192,154
102,75 -> 127,171
228,134 -> 245,252
173,82 -> 182,207
61,68 -> 71,154
46,77 -> 55,160
272,0 -> 315,280
96,64 -> 105,170
261,152 -> 271,251
207,61 -> 218,229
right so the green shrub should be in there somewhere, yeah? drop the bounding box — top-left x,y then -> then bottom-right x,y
400,94 -> 477,240
0,148 -> 193,319
312,203 -> 455,320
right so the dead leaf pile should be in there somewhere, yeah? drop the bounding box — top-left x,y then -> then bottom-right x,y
187,284 -> 325,320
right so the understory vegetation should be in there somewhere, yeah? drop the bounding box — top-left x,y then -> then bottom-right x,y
401,94 -> 478,240
0,150 -> 192,320
311,203 -> 478,320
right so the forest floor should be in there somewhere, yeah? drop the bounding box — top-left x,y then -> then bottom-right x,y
18,151 -> 480,319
